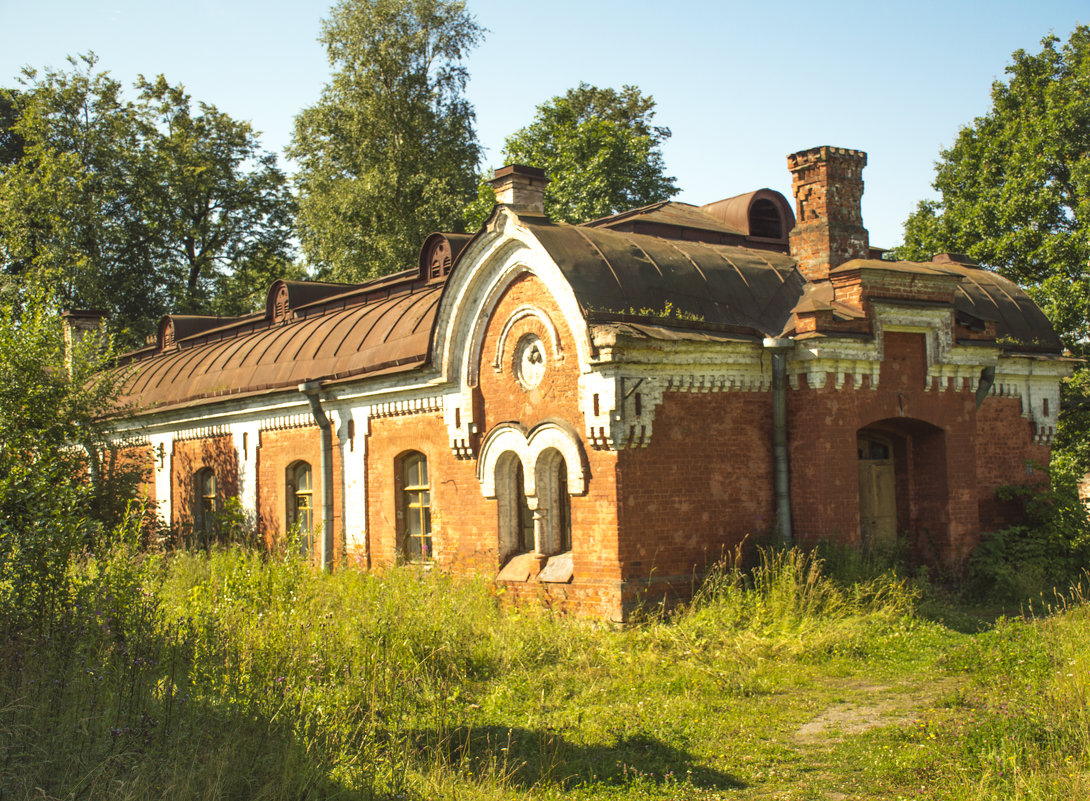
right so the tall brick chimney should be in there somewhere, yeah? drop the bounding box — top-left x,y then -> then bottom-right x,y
787,146 -> 869,282
489,165 -> 549,216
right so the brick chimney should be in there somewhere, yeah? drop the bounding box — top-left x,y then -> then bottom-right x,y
60,309 -> 106,376
787,146 -> 869,282
488,165 -> 549,216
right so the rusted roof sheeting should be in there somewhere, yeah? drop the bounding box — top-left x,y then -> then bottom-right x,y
117,286 -> 442,411
832,259 -> 1061,351
528,223 -> 805,337
953,267 -> 1061,351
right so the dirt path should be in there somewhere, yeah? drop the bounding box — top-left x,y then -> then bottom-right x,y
793,678 -> 961,744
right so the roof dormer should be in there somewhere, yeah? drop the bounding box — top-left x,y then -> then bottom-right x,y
418,233 -> 473,284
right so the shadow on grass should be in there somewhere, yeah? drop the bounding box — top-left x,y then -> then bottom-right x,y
411,725 -> 747,791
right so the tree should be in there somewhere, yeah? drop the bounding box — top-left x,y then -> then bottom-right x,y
290,0 -> 483,282
501,83 -> 678,224
135,75 -> 297,315
894,27 -> 1090,479
0,55 -> 296,342
0,293 -> 139,625
0,90 -> 22,167
894,26 -> 1090,351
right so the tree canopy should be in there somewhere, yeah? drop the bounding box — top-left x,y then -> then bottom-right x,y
289,0 -> 483,282
501,83 -> 678,224
0,55 -> 295,343
894,26 -> 1090,351
894,26 -> 1090,476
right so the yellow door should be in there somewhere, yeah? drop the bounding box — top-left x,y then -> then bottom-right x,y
858,435 -> 896,550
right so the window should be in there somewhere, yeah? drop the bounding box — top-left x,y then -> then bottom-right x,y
515,462 -> 534,553
556,457 -> 571,553
401,452 -> 432,561
195,468 -> 216,534
534,449 -> 571,554
748,198 -> 783,239
496,452 -> 535,561
288,462 -> 314,548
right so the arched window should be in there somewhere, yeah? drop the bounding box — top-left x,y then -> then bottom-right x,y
496,452 -> 534,561
535,449 -> 572,555
195,468 -> 216,534
400,452 -> 432,561
556,457 -> 571,553
288,461 -> 314,545
748,198 -> 783,239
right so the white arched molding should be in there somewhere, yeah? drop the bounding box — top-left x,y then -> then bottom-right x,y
477,424 -> 530,498
492,305 -> 565,375
525,422 -> 586,497
430,209 -> 594,459
477,420 -> 586,499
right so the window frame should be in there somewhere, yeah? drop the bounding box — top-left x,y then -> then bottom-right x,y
399,451 -> 433,562
195,467 -> 216,535
287,461 -> 314,553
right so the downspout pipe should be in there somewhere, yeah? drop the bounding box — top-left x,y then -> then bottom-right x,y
299,381 -> 335,571
763,337 -> 794,547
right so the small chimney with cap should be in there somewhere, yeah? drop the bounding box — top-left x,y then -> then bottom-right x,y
787,146 -> 870,282
488,165 -> 549,216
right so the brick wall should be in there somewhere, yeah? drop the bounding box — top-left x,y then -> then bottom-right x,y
786,332 -> 1046,565
106,443 -> 155,506
615,389 -> 775,611
975,396 -> 1049,533
171,436 -> 238,530
366,411 -> 489,571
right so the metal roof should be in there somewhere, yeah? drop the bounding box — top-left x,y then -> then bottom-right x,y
528,222 -> 805,338
111,213 -> 1063,415
117,284 -> 442,412
830,259 -> 1061,351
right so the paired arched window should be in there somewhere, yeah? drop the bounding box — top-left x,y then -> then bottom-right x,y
496,449 -> 572,559
195,468 -> 216,533
400,452 -> 432,561
288,461 -> 314,542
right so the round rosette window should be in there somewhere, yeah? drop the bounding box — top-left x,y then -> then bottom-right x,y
513,333 -> 547,390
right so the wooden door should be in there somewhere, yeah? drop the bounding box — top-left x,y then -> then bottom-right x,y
858,434 -> 897,550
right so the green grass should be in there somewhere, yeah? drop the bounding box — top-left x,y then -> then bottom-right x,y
2,545 -> 1089,800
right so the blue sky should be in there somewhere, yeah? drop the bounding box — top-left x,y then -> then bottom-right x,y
0,0 -> 1085,249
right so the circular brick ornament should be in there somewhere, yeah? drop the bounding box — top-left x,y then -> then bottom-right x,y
513,333 -> 546,390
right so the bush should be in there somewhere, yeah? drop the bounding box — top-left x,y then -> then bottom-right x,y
969,474 -> 1090,602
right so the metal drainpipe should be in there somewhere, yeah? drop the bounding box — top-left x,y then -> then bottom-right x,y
299,381 -> 335,571
763,337 -> 794,547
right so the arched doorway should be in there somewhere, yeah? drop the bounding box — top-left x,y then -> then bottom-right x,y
855,419 -> 950,563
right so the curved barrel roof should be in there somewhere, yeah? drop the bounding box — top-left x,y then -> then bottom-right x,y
529,222 -> 806,339
117,285 -> 441,412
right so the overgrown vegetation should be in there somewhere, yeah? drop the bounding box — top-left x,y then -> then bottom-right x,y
3,539 -> 1090,800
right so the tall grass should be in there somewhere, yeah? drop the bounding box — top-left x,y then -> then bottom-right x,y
2,544 -> 1089,799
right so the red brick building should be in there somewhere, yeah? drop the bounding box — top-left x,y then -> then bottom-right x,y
106,146 -> 1073,619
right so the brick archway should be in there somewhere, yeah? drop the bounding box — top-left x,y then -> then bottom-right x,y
856,418 -> 949,564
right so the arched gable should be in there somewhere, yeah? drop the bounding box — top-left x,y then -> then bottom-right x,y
431,208 -> 593,393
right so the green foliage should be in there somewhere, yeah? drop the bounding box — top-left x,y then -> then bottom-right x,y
0,294 -> 142,628
893,26 -> 1090,504
968,475 -> 1090,602
502,83 -> 678,224
463,171 -> 497,231
0,54 -> 295,342
290,0 -> 483,282
0,90 -> 21,167
8,540 -> 1090,798
893,26 -> 1090,353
